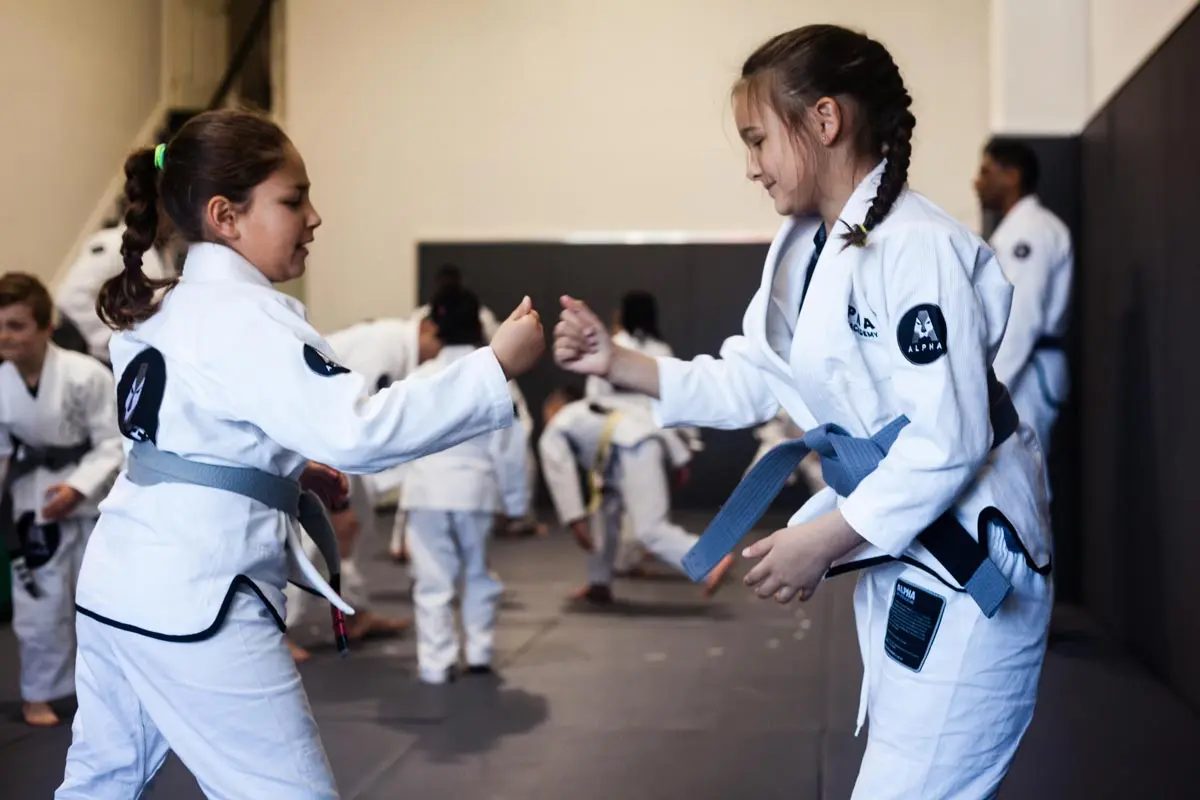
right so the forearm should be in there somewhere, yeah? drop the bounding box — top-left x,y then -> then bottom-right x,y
606,346 -> 660,398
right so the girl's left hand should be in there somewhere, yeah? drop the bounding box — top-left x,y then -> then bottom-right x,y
742,512 -> 866,603
301,462 -> 349,510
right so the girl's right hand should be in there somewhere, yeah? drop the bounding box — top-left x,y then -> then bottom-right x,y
491,296 -> 545,379
553,295 -> 613,376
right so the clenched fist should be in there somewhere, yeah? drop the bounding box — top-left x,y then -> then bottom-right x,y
491,296 -> 545,379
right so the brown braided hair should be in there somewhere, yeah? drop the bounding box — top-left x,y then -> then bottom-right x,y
737,25 -> 916,248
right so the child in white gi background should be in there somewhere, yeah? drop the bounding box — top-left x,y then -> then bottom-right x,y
283,314 -> 440,661
0,273 -> 124,727
55,108 -> 544,799
538,385 -> 732,603
399,285 -> 529,684
554,24 -> 1053,798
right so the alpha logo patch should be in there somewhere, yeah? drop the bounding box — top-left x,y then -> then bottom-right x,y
898,303 -> 948,365
304,344 -> 350,377
1013,241 -> 1031,259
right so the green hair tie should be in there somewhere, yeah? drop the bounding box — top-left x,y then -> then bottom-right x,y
853,223 -> 869,246
153,143 -> 166,171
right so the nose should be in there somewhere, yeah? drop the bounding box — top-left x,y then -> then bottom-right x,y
745,149 -> 761,183
308,204 -> 322,230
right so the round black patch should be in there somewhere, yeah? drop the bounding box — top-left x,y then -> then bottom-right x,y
897,304 -> 948,365
375,373 -> 393,392
1013,241 -> 1031,259
117,347 -> 167,443
304,344 -> 350,377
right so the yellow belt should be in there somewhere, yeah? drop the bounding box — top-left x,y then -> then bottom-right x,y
587,411 -> 623,514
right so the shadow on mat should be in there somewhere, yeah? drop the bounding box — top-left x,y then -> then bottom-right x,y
563,599 -> 734,620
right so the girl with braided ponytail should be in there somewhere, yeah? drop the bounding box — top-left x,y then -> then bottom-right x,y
554,24 -> 1052,797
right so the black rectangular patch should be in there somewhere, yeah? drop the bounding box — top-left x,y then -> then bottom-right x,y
884,578 -> 945,672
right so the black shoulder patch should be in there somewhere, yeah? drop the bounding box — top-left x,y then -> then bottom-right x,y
1013,241 -> 1031,260
117,347 -> 167,443
304,344 -> 350,377
897,304 -> 948,366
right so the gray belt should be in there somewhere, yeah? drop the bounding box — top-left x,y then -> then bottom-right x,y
125,440 -> 354,643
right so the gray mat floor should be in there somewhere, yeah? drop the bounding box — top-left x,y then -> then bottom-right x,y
1,509 -> 1199,798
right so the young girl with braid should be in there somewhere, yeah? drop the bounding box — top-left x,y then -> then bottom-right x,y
553,25 -> 1053,797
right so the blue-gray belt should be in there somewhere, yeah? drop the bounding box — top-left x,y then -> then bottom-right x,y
681,369 -> 1048,618
125,440 -> 353,652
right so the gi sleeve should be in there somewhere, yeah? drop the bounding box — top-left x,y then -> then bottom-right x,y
215,298 -> 514,474
65,366 -> 124,501
654,334 -> 780,430
838,225 -> 995,557
537,417 -> 586,525
489,398 -> 530,518
991,235 -> 1055,387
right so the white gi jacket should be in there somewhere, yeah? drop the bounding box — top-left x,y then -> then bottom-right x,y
654,162 -> 1051,586
0,345 -> 124,521
74,243 -> 515,638
399,345 -> 529,517
325,317 -> 420,393
54,226 -> 172,362
989,195 -> 1073,450
539,398 -> 691,525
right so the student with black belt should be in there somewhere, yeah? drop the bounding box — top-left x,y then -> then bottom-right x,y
0,273 -> 123,727
974,138 -> 1074,457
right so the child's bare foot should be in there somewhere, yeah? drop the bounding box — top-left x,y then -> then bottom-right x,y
347,611 -> 411,641
23,701 -> 60,727
286,638 -> 311,663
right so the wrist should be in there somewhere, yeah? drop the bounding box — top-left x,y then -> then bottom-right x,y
818,510 -> 866,562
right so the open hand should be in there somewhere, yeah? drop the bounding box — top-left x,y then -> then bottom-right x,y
42,484 -> 84,522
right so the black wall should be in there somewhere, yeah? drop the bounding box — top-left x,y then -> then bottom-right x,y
418,242 -> 814,515
1079,7 -> 1200,708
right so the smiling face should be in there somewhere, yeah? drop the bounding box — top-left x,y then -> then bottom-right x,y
733,83 -> 820,217
205,141 -> 322,283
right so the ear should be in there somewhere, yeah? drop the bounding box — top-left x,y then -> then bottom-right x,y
204,195 -> 242,242
811,97 -> 844,147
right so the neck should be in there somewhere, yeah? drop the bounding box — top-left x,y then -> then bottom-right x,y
998,191 -> 1025,218
14,344 -> 48,386
817,154 -> 883,233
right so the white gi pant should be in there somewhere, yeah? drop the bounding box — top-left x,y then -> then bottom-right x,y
56,589 -> 337,800
850,517 -> 1053,799
405,509 -> 500,683
587,438 -> 698,586
285,475 -> 375,627
12,517 -> 92,703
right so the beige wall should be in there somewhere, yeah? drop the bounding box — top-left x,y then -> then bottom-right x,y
1089,0 -> 1197,113
286,0 -> 989,331
0,0 -> 162,282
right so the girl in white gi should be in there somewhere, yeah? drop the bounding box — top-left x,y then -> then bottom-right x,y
398,286 -> 529,684
553,25 -> 1053,798
55,108 -> 544,799
539,385 -> 732,603
0,273 -> 123,727
284,315 -> 438,661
